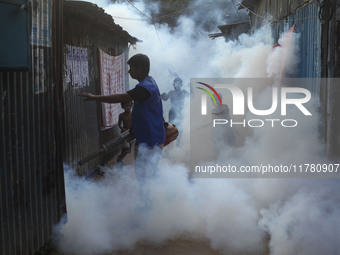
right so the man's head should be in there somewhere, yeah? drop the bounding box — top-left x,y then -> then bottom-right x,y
127,54 -> 150,80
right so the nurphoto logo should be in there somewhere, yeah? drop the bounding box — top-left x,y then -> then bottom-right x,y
190,76 -> 337,178
196,80 -> 312,128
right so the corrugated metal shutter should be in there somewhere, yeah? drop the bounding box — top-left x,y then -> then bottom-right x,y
0,0 -> 66,254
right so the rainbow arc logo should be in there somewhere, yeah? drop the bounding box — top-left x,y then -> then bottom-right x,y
196,82 -> 222,106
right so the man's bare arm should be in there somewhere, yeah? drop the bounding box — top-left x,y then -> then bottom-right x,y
78,92 -> 132,104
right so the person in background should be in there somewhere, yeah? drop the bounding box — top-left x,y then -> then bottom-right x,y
161,77 -> 189,145
117,101 -> 133,165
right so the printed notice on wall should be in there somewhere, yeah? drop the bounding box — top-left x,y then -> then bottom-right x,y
99,49 -> 126,127
65,44 -> 89,89
31,0 -> 52,47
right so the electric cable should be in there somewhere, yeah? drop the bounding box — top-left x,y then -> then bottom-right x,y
318,0 -> 334,24
114,0 -> 215,21
156,0 -> 215,20
235,0 -> 320,23
125,0 -> 152,19
231,0 -> 243,21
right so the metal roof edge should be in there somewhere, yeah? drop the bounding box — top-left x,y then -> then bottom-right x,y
64,0 -> 139,44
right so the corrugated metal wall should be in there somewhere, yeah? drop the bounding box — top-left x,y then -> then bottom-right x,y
271,1 -> 322,80
0,1 -> 66,254
270,1 -> 323,104
250,0 -> 322,80
248,0 -> 323,103
62,2 -> 132,176
248,0 -> 340,157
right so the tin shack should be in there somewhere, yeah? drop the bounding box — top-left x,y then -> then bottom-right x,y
62,1 -> 138,175
0,0 -> 137,254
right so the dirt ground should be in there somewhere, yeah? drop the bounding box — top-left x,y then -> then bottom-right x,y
109,239 -> 221,255
50,238 -> 221,255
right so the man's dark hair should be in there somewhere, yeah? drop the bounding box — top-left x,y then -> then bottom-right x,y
127,54 -> 150,74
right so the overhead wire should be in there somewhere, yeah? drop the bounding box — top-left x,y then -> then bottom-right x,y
122,1 -> 214,64
156,0 -> 215,21
112,16 -> 148,21
234,0 -> 264,19
231,0 -> 243,21
125,0 -> 152,19
124,0 -> 163,47
114,0 -> 216,21
234,0 -> 322,23
116,0 -> 329,24
318,0 -> 335,24
121,0 -> 219,51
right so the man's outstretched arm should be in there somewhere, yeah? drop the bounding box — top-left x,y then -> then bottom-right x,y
78,92 -> 132,104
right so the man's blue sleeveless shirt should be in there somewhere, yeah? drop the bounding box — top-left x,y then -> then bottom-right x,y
132,76 -> 165,146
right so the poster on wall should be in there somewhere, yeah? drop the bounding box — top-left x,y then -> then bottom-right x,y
31,0 -> 52,47
65,44 -> 89,89
99,49 -> 126,127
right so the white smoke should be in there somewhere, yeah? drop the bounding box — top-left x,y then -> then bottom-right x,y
259,179 -> 340,255
55,1 -> 340,255
57,163 -> 267,255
